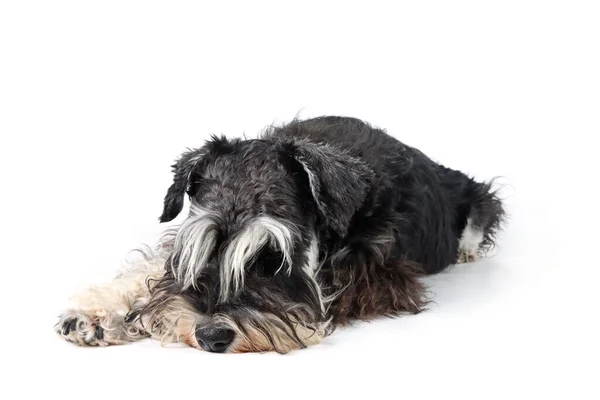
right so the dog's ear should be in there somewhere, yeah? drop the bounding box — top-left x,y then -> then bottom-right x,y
287,141 -> 374,237
159,148 -> 206,223
160,135 -> 238,223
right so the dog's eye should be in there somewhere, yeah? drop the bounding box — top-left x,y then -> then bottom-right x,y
251,247 -> 284,276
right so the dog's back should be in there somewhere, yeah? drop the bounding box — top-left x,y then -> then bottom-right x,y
272,116 -> 504,274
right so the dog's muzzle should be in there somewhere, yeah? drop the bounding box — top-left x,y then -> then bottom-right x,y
195,325 -> 235,353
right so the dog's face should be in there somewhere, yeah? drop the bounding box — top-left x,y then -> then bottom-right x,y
150,135 -> 373,353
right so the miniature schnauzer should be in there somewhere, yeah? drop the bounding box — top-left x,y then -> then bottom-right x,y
55,116 -> 505,353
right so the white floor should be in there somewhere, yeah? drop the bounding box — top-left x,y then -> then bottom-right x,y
1,1 -> 598,399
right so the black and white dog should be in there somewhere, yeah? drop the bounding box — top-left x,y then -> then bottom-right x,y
56,116 -> 505,353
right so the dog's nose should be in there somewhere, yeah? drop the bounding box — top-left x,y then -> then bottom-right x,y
195,326 -> 235,353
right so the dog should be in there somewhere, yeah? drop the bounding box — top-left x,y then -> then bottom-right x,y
55,116 -> 505,353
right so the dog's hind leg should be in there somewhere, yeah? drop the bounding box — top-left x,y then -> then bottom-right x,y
457,217 -> 484,263
55,256 -> 165,347
456,180 -> 505,264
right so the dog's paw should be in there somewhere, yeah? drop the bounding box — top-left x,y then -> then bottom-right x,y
55,309 -> 106,346
456,249 -> 480,264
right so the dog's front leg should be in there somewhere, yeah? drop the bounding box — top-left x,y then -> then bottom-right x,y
55,259 -> 165,347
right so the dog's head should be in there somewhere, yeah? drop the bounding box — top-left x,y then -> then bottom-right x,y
146,134 -> 373,353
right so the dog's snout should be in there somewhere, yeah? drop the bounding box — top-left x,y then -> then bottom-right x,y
195,326 -> 235,353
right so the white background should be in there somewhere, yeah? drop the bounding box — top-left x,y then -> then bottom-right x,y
1,1 -> 598,399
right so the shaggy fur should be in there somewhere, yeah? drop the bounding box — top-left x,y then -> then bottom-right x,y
55,116 -> 505,353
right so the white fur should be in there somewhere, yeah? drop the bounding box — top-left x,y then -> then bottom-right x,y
56,239 -> 204,347
459,217 -> 484,252
56,248 -> 167,345
302,236 -> 320,278
221,216 -> 295,300
171,206 -> 296,297
172,204 -> 218,289
457,217 -> 484,263
301,235 -> 327,313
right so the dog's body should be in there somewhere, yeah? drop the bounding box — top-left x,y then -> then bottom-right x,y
56,116 -> 505,353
